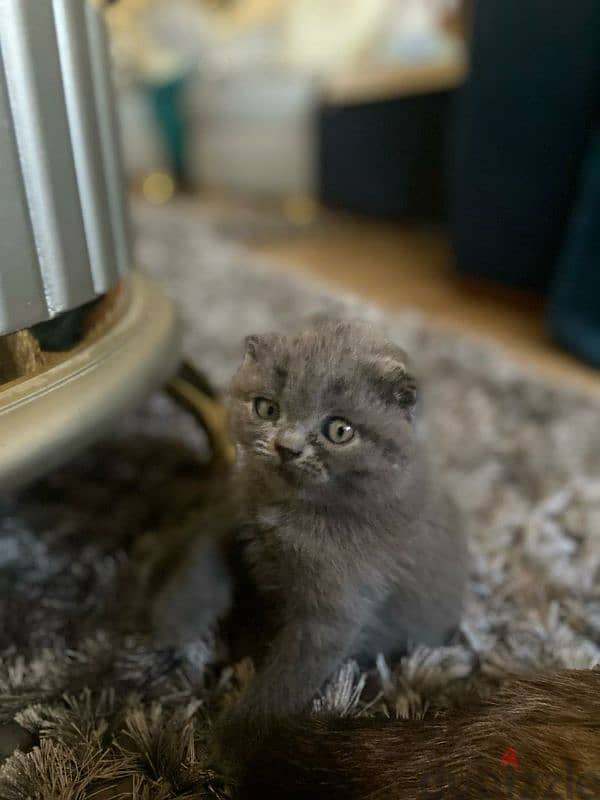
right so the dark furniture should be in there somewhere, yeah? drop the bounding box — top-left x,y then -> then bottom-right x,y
451,0 -> 600,365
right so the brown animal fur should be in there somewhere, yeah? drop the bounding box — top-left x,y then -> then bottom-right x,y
0,330 -> 45,383
238,669 -> 600,800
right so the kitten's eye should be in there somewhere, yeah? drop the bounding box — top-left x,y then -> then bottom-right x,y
254,397 -> 280,421
323,417 -> 355,444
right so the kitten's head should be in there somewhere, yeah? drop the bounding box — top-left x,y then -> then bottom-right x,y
228,320 -> 419,504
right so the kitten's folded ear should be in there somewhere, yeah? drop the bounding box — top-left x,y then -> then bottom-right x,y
370,350 -> 418,414
244,333 -> 280,362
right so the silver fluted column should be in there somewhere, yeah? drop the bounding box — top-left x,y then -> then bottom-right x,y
0,0 -> 130,334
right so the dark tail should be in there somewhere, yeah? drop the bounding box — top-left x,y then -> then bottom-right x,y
237,669 -> 600,800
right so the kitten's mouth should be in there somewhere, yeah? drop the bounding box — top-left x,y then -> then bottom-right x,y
277,461 -> 327,487
278,462 -> 301,485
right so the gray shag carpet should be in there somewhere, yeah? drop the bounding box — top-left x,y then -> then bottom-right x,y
0,203 -> 599,798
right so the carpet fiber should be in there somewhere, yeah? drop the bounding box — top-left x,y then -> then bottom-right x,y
0,203 -> 599,797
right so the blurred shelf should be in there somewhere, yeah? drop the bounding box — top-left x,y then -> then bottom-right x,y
323,49 -> 468,106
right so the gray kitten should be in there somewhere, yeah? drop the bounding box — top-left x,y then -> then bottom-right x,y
154,319 -> 468,764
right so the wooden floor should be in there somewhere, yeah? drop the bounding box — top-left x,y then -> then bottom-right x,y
247,209 -> 600,396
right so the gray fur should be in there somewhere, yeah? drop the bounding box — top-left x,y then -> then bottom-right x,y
227,321 -> 466,724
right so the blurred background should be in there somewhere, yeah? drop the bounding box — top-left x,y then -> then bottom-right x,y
107,0 -> 599,390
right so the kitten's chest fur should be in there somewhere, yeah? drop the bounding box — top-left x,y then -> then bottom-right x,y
231,480 -> 467,664
241,505 -> 332,600
238,499 -> 407,613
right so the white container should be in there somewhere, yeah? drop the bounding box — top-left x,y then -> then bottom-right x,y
189,68 -> 318,197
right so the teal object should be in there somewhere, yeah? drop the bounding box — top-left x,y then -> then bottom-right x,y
146,72 -> 190,186
548,130 -> 600,369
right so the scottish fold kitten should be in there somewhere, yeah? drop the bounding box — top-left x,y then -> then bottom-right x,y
154,319 -> 468,765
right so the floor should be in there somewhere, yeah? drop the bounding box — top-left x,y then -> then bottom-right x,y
242,207 -> 600,396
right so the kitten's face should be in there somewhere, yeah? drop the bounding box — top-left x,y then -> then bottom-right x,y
228,321 -> 418,503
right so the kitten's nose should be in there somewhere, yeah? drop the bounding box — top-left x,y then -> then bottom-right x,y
275,425 -> 306,464
275,442 -> 302,462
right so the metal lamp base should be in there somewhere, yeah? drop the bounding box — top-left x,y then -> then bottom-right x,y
0,272 -> 181,492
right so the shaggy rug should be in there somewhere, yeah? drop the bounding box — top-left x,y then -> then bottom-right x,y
0,202 -> 599,798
